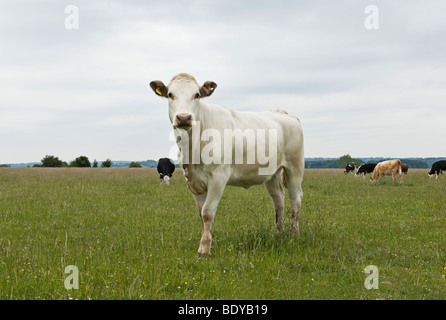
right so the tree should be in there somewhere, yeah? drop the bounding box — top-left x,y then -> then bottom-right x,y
101,158 -> 112,168
41,155 -> 64,167
92,159 -> 98,168
305,160 -> 338,168
337,154 -> 361,169
129,162 -> 142,168
70,156 -> 91,167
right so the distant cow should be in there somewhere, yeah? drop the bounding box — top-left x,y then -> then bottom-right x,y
344,162 -> 356,174
157,158 -> 175,185
428,160 -> 446,179
355,163 -> 377,177
370,159 -> 402,182
401,163 -> 408,174
150,73 -> 304,255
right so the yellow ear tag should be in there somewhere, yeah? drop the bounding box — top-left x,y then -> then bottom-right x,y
156,88 -> 162,96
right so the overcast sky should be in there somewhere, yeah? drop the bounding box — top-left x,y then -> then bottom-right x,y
1,0 -> 445,163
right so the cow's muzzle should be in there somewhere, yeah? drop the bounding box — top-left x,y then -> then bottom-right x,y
174,113 -> 193,128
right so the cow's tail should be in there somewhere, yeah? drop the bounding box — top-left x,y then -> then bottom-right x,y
278,111 -> 303,190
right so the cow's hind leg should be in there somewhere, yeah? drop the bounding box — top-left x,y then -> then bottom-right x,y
265,171 -> 285,232
284,168 -> 304,232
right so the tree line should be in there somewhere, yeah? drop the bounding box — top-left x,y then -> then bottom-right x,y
1,154 -> 433,169
32,155 -> 142,168
306,154 -> 430,169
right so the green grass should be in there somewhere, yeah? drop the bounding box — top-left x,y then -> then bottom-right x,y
0,168 -> 445,299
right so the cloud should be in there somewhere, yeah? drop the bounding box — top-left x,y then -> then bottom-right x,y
0,0 -> 445,163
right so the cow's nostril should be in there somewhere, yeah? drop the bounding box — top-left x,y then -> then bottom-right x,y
175,114 -> 192,127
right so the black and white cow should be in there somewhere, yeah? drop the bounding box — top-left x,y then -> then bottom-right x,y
355,163 -> 377,177
344,162 -> 356,174
428,160 -> 446,179
157,158 -> 175,185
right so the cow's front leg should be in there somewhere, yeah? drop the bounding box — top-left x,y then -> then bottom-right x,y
193,192 -> 207,219
193,192 -> 207,241
197,180 -> 226,255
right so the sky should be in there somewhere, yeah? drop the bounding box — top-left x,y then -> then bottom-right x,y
1,0 -> 445,163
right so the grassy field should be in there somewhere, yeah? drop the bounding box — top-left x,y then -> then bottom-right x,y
0,167 -> 445,300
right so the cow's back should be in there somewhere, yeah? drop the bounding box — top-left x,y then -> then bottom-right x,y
197,104 -> 304,187
433,160 -> 446,169
245,109 -> 304,170
204,104 -> 303,159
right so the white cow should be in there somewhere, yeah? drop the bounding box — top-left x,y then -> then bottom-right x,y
150,73 -> 304,255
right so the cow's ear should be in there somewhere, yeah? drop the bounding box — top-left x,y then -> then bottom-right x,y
199,81 -> 217,98
150,80 -> 168,98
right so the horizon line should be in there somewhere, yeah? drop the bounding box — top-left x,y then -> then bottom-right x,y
2,156 -> 445,165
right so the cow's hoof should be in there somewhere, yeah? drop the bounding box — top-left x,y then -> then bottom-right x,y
198,244 -> 211,256
275,223 -> 285,233
197,252 -> 211,258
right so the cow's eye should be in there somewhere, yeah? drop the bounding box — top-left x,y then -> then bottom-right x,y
168,92 -> 173,99
194,93 -> 200,99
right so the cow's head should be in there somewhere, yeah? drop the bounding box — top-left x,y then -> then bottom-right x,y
369,170 -> 378,182
150,73 -> 217,130
159,172 -> 172,185
163,175 -> 171,185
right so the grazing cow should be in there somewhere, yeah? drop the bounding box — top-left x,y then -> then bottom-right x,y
344,162 -> 356,174
150,73 -> 304,255
370,159 -> 402,182
401,163 -> 408,174
157,158 -> 175,185
355,163 -> 377,177
428,160 -> 446,179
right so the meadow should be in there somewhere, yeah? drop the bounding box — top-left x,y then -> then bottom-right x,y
0,167 -> 444,300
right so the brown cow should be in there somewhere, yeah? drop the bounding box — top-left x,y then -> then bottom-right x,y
401,163 -> 408,174
370,159 -> 402,182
